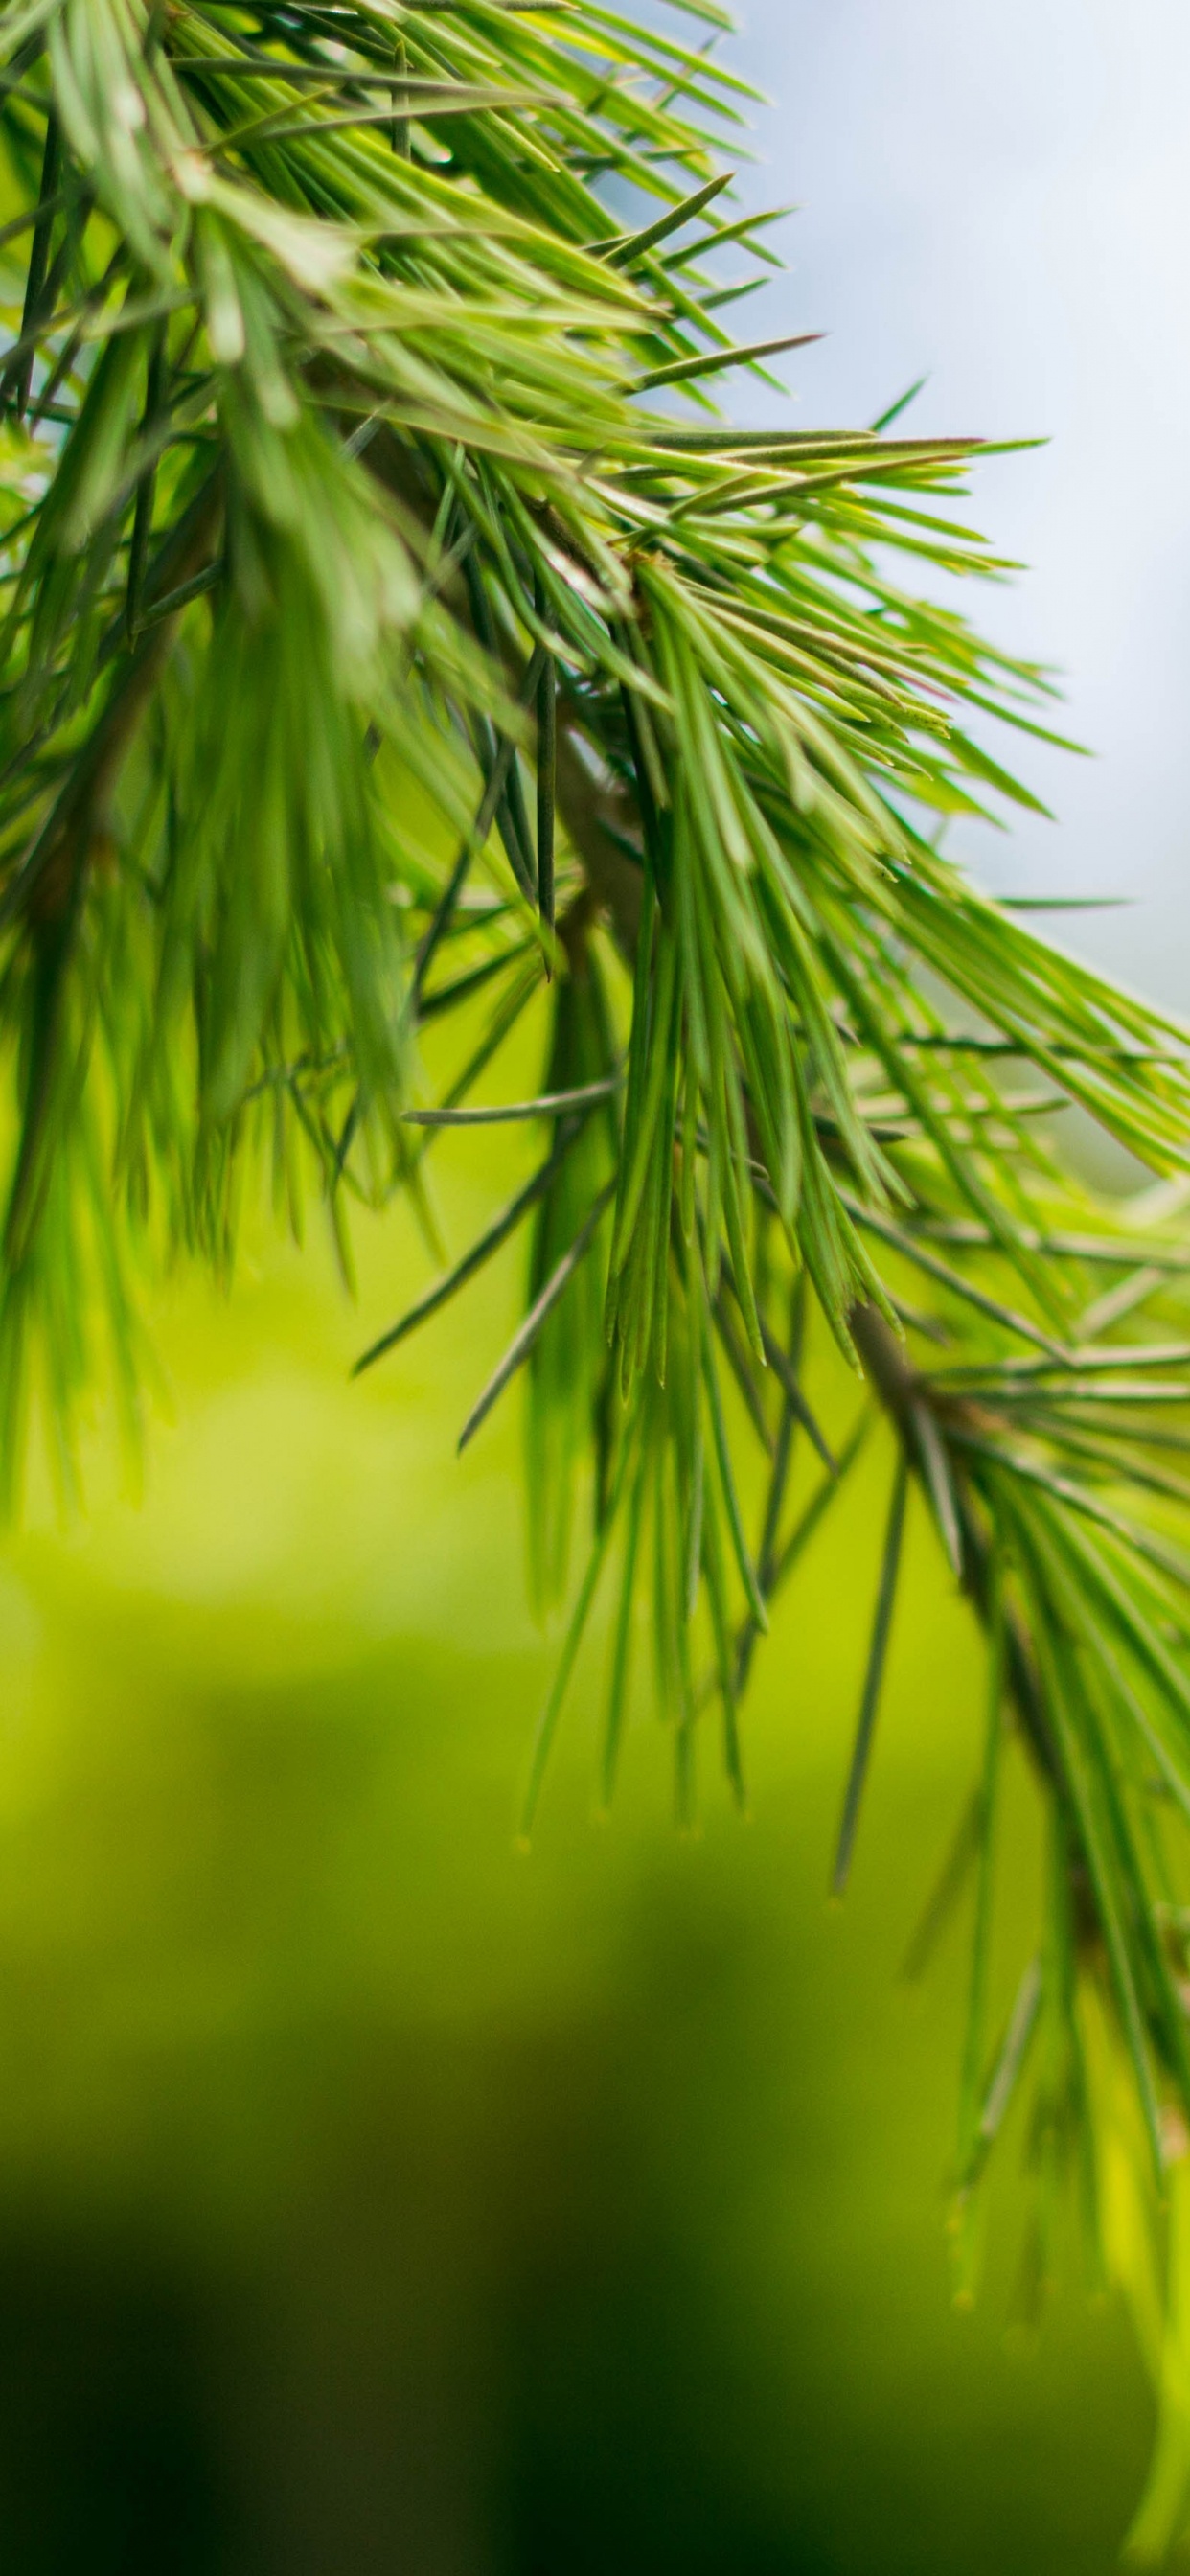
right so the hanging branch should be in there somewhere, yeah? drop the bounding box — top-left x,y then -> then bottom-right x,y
4,5 -> 1190,2545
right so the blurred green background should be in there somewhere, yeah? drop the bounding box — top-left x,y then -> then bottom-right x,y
0,992 -> 1157,2572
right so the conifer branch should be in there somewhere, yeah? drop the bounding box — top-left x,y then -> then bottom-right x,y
3,3 -> 1190,2540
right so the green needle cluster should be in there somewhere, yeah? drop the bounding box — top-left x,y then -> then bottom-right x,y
5,1 -> 1190,2546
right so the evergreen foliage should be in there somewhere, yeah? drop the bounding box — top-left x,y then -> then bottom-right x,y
4,0 -> 1190,2548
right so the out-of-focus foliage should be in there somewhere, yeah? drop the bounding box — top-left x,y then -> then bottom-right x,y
5,3 -> 1190,2554
0,1218 -> 1156,2570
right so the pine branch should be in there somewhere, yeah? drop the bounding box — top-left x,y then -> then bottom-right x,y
3,5 -> 1190,2542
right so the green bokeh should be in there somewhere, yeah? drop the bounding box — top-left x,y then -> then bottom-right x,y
0,1067 -> 1155,2570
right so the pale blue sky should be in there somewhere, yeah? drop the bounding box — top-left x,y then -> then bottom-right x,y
712,2 -> 1190,1008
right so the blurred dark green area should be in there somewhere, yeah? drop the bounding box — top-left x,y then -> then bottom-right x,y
0,1042 -> 1156,2572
